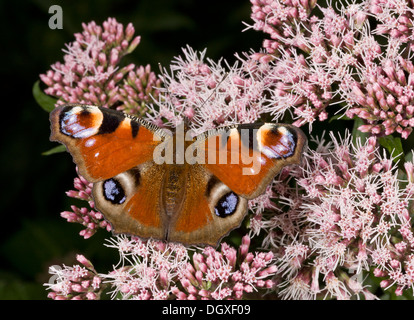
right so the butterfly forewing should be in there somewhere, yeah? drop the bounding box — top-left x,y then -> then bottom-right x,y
50,104 -> 167,182
198,123 -> 307,199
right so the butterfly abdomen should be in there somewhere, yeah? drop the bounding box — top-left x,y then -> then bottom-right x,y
162,165 -> 186,217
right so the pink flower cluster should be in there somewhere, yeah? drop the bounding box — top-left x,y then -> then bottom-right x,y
118,64 -> 161,115
40,18 -> 161,115
45,254 -> 103,300
371,0 -> 414,46
248,0 -> 414,139
146,47 -> 275,135
250,0 -> 317,55
45,235 -> 276,300
347,56 -> 414,139
63,169 -> 111,239
172,235 -> 276,299
249,132 -> 414,299
103,236 -> 189,300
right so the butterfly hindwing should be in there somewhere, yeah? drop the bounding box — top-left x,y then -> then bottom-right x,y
92,163 -> 166,240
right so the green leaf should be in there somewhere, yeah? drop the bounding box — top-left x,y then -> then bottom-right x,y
352,117 -> 369,146
405,151 -> 413,163
41,145 -> 66,156
329,113 -> 352,123
379,135 -> 404,163
32,80 -> 57,112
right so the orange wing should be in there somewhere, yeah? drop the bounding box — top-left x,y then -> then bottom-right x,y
49,104 -> 168,182
196,123 -> 307,199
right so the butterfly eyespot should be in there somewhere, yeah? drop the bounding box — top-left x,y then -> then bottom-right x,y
59,106 -> 101,138
103,178 -> 126,205
257,124 -> 298,159
214,192 -> 239,218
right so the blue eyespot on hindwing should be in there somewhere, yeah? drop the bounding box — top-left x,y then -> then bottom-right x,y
103,178 -> 126,205
214,192 -> 239,217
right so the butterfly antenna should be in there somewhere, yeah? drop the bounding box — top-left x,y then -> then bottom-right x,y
199,72 -> 229,110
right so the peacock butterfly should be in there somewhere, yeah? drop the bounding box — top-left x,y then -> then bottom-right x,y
50,104 -> 307,246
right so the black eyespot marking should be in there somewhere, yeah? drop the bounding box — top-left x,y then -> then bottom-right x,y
131,120 -> 140,138
59,106 -> 95,138
238,126 -> 258,151
205,176 -> 220,198
103,178 -> 126,204
269,126 -> 298,158
98,108 -> 124,135
128,168 -> 141,188
79,106 -> 91,116
214,192 -> 239,218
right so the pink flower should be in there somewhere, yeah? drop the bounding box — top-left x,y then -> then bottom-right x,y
45,255 -> 103,300
40,17 -> 161,113
172,235 -> 277,300
103,236 -> 189,300
117,64 -> 162,116
346,56 -> 414,139
145,46 -> 275,134
63,168 -> 111,238
247,0 -> 414,138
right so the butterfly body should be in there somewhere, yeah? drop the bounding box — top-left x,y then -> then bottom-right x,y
50,104 -> 306,246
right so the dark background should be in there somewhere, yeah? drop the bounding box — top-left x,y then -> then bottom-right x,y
0,0 -> 265,299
